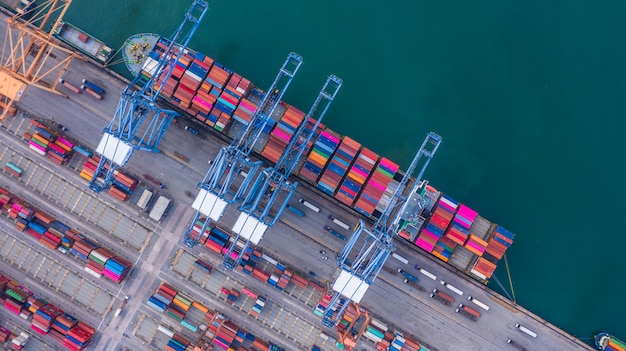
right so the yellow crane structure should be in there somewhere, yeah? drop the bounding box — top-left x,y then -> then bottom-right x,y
0,0 -> 78,120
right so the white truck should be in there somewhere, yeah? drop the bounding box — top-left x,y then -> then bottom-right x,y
514,323 -> 538,338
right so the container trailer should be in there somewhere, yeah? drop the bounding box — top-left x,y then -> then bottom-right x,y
456,303 -> 481,320
324,225 -> 346,240
328,215 -> 351,230
397,269 -> 418,283
505,338 -> 528,351
514,323 -> 538,338
414,265 -> 437,280
298,198 -> 320,212
467,296 -> 490,311
440,280 -> 464,296
392,253 -> 409,264
286,205 -> 305,217
430,288 -> 454,306
81,79 -> 105,95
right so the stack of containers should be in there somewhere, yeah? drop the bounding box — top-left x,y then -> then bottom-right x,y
72,235 -> 99,261
298,129 -> 341,184
87,247 -> 114,275
276,267 -> 293,291
79,156 -> 99,181
238,248 -> 261,275
262,105 -> 306,163
212,72 -> 245,122
335,147 -> 378,207
415,195 -> 457,252
268,264 -> 284,289
353,158 -> 399,217
63,322 -> 95,351
180,54 -> 210,115
10,332 -> 29,350
0,327 -> 11,343
39,228 -> 62,250
211,320 -> 239,350
26,220 -> 46,240
165,334 -> 189,351
317,136 -> 360,196
463,235 -> 488,257
431,236 -> 456,262
205,63 -> 233,132
103,256 -> 132,283
232,96 -> 257,127
28,122 -> 56,156
187,217 -> 210,245
363,318 -> 387,344
484,225 -> 514,263
444,204 -> 478,245
51,313 -> 78,340
171,52 -> 198,110
249,296 -> 266,318
46,135 -> 74,165
31,304 -> 63,335
251,266 -> 270,284
471,257 -> 497,282
204,226 -> 230,254
147,283 -> 177,313
111,169 -> 138,194
297,117 -> 326,158
171,292 -> 192,322
289,273 -> 309,290
313,292 -> 333,317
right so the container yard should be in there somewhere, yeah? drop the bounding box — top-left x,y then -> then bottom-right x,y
0,3 -> 598,351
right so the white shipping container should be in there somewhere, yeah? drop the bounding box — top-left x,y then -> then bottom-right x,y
149,196 -> 171,221
467,296 -> 490,311
136,189 -> 153,210
158,325 -> 175,337
418,268 -> 437,280
514,323 -> 537,338
331,217 -> 351,230
298,198 -> 320,212
392,253 -> 408,264
441,280 -> 463,296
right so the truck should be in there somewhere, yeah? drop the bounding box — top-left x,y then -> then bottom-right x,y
505,338 -> 528,351
467,295 -> 490,311
403,278 -> 426,292
514,323 -> 537,338
286,205 -> 305,217
149,196 -> 171,221
81,79 -> 105,95
455,303 -> 481,320
328,215 -> 351,230
324,225 -> 346,240
298,198 -> 320,212
430,288 -> 454,306
114,296 -> 130,317
440,280 -> 464,296
398,269 -> 419,283
414,264 -> 437,280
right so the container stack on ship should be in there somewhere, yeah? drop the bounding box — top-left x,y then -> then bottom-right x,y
132,32 -> 516,283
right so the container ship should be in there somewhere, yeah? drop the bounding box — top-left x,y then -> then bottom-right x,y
595,333 -> 626,351
132,35 -> 516,284
53,21 -> 114,64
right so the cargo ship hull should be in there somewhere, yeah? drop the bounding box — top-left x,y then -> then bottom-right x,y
53,21 -> 114,64
129,34 -> 515,284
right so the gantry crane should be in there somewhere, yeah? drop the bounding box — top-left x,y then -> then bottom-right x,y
0,0 -> 78,120
321,132 -> 442,328
183,53 -> 303,248
88,0 -> 208,192
222,75 -> 343,270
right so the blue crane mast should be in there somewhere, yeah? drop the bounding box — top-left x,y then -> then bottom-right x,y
182,53 -> 303,248
222,75 -> 343,270
89,0 -> 208,192
321,132 -> 442,328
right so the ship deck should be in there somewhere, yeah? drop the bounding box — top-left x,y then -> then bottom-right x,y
123,33 -> 160,76
55,22 -> 113,63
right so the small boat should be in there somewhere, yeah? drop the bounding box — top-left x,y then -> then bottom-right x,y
53,21 -> 114,64
595,332 -> 625,351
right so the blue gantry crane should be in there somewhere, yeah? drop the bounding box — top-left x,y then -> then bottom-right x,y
222,75 -> 343,270
321,132 -> 442,328
89,0 -> 208,192
183,53 -> 303,248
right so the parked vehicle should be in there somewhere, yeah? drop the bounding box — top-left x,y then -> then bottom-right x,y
455,303 -> 481,320
328,215 -> 350,230
184,125 -> 199,135
298,198 -> 320,212
414,264 -> 437,280
505,338 -> 528,351
324,225 -> 346,240
514,323 -> 538,338
440,280 -> 464,296
398,268 -> 419,283
430,288 -> 454,306
467,296 -> 490,311
286,205 -> 305,217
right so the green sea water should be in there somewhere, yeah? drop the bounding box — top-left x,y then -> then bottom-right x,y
67,0 -> 626,343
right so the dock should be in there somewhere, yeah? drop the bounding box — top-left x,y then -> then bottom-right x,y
0,10 -> 593,351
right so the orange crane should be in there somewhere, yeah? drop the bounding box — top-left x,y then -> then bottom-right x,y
0,0 -> 79,120
336,302 -> 370,350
